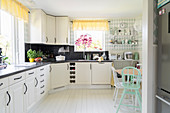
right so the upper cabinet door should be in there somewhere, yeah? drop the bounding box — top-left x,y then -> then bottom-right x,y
46,15 -> 56,44
41,11 -> 47,43
30,10 -> 46,43
56,17 -> 70,45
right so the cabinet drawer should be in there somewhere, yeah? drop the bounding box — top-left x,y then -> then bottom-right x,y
39,73 -> 45,78
9,72 -> 26,85
0,77 -> 8,90
39,88 -> 45,96
39,78 -> 45,84
37,66 -> 46,74
26,69 -> 36,78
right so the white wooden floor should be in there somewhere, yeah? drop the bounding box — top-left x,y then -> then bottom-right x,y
32,88 -> 141,113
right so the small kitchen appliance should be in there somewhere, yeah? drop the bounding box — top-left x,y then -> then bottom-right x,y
55,55 -> 65,61
124,52 -> 133,60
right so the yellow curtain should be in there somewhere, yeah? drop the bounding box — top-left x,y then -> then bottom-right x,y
1,0 -> 30,22
72,20 -> 109,31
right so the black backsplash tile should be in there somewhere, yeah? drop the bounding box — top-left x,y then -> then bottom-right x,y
25,43 -> 109,62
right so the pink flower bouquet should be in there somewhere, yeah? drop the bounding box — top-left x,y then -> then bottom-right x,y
75,34 -> 92,49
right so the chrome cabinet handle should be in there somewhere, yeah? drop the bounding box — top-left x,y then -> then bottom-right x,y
0,83 -> 3,86
40,85 -> 45,88
24,83 -> 27,94
35,77 -> 38,87
50,66 -> 52,72
67,64 -> 69,70
14,76 -> 22,80
40,79 -> 44,83
29,72 -> 34,75
54,38 -> 56,43
40,74 -> 44,77
40,91 -> 45,94
46,37 -> 48,43
40,68 -> 44,71
156,95 -> 170,106
6,91 -> 11,106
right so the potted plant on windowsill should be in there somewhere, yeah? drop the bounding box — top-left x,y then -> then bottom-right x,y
35,51 -> 43,64
27,49 -> 37,63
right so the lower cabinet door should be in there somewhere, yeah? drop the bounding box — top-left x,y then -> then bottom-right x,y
51,63 -> 69,89
91,63 -> 112,84
25,76 -> 36,112
35,75 -> 40,102
76,63 -> 91,84
9,80 -> 25,113
0,87 -> 9,113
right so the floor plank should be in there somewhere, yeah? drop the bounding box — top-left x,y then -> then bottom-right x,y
33,88 -> 141,113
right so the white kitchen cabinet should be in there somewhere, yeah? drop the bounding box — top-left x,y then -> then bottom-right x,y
25,76 -> 36,112
56,17 -> 70,44
46,15 -> 56,44
91,62 -> 112,84
76,63 -> 91,84
0,87 -> 9,113
51,63 -> 69,89
9,80 -> 25,113
0,65 -> 51,113
30,9 -> 47,43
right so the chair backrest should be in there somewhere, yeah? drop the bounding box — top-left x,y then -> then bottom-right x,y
111,67 -> 121,87
121,66 -> 141,89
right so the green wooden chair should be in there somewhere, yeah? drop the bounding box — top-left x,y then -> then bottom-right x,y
116,67 -> 142,113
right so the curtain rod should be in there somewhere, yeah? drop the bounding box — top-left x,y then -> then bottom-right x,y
70,21 -> 111,23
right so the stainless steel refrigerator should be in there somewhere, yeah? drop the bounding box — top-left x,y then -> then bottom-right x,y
157,1 -> 170,113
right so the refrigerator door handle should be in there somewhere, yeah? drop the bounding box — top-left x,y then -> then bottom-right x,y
156,95 -> 170,106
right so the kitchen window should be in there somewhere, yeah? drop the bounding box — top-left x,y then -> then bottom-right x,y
0,10 -> 25,64
0,10 -> 14,63
74,30 -> 105,51
72,20 -> 108,52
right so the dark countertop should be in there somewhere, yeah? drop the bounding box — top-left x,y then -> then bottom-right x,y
0,60 -> 113,79
0,63 -> 50,79
48,60 -> 113,63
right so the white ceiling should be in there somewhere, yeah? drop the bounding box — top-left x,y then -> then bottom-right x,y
20,0 -> 143,18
